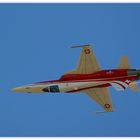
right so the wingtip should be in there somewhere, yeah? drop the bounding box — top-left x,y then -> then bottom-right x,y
93,110 -> 114,115
71,44 -> 91,48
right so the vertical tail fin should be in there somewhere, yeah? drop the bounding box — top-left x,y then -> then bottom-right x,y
118,56 -> 130,69
118,56 -> 139,92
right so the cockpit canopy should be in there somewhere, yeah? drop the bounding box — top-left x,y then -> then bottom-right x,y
42,85 -> 60,92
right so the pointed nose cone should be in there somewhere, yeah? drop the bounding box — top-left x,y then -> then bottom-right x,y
11,85 -> 45,93
11,87 -> 27,92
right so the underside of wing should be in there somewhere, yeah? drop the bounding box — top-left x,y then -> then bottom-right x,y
65,45 -> 100,75
83,87 -> 113,112
76,45 -> 100,74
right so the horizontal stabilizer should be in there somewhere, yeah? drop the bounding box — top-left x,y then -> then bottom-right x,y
118,56 -> 139,92
129,82 -> 139,92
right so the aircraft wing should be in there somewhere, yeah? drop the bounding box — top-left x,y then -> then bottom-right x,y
65,45 -> 100,74
83,87 -> 113,112
73,45 -> 100,74
67,45 -> 113,112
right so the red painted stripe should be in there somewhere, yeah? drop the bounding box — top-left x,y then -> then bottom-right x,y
34,75 -> 136,85
112,81 -> 126,89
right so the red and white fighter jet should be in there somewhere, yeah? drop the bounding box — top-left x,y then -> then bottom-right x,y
12,45 -> 140,113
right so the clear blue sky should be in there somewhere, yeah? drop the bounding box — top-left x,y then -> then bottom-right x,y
0,3 -> 140,136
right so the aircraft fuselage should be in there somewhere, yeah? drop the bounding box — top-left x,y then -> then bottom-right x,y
12,69 -> 140,93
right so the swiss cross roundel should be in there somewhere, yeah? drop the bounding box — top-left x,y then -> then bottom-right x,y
104,104 -> 111,109
84,49 -> 90,54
